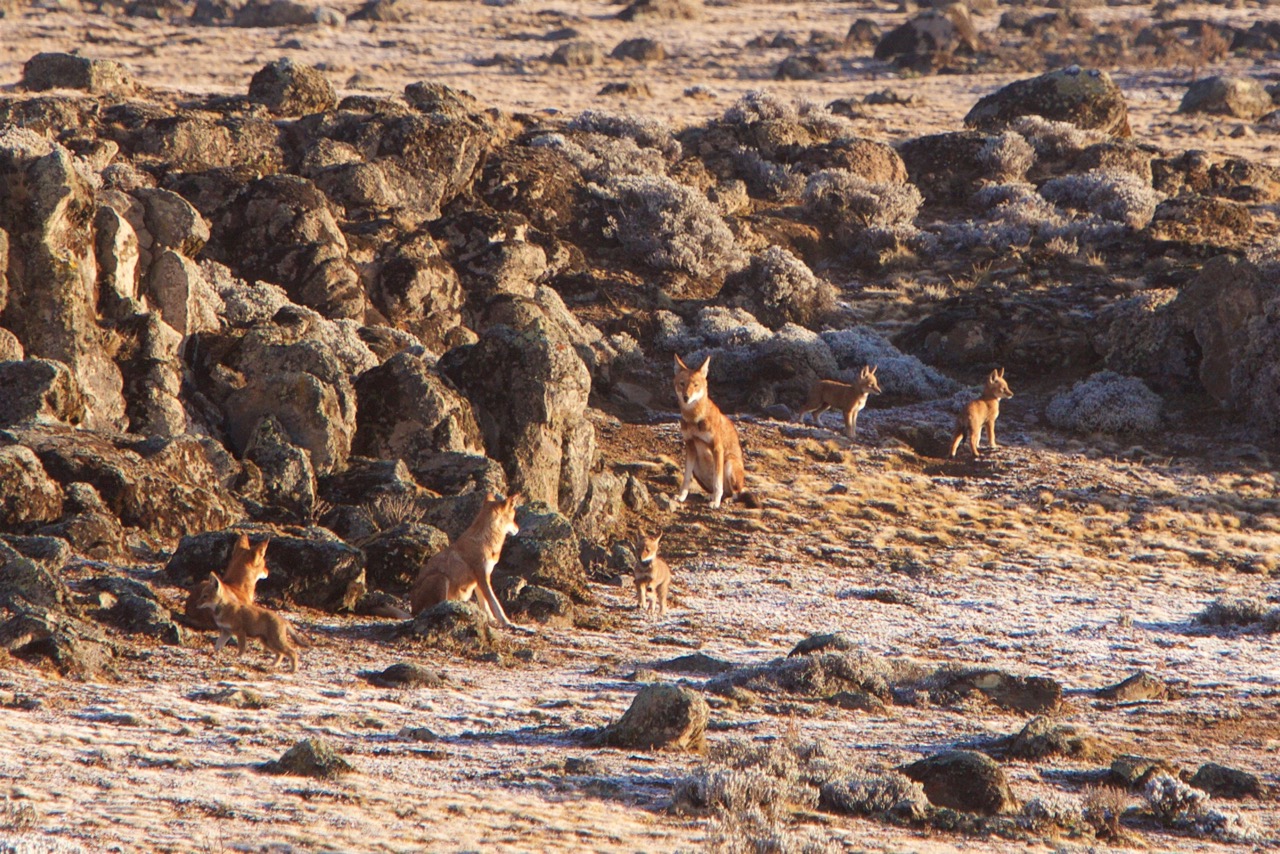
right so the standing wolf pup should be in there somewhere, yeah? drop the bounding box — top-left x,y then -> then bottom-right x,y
199,572 -> 303,671
950,368 -> 1013,457
673,354 -> 757,509
633,531 -> 671,616
798,364 -> 881,440
184,534 -> 270,630
409,492 -> 523,628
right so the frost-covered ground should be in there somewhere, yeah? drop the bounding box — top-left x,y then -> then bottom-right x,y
2,402 -> 1278,853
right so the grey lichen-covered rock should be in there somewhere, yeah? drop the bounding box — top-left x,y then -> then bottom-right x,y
36,482 -> 128,560
353,352 -> 484,468
497,503 -> 589,603
897,131 -> 1028,206
20,52 -> 135,96
501,583 -> 575,628
358,662 -> 447,688
900,750 -> 1017,815
248,59 -> 337,117
1046,371 -> 1163,435
1146,195 -> 1253,246
0,131 -> 126,430
709,651 -> 904,701
931,668 -> 1062,714
361,523 -> 451,593
10,425 -> 243,543
0,607 -> 118,679
0,445 -> 64,529
261,738 -> 354,779
205,174 -> 367,320
0,541 -> 68,610
617,0 -> 700,21
1188,763 -> 1262,800
964,66 -> 1130,137
549,40 -> 603,67
819,773 -> 930,821
874,5 -> 980,66
992,716 -> 1114,762
1109,753 -> 1176,790
1164,257 -> 1280,434
1179,76 -> 1272,121
86,576 -> 185,645
400,600 -> 496,652
0,360 -> 87,428
244,414 -> 318,522
1095,671 -> 1170,703
438,318 -> 594,517
597,683 -> 709,752
788,632 -> 858,657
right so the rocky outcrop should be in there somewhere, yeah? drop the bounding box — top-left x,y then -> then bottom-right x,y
0,360 -> 87,428
0,129 -> 127,430
965,66 -> 1130,136
439,314 -> 594,517
352,352 -> 483,468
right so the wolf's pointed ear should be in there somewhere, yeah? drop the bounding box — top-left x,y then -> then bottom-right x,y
988,369 -> 1000,382
508,492 -> 523,506
674,354 -> 688,371
997,367 -> 1005,378
654,531 -> 663,543
236,533 -> 251,550
253,539 -> 269,556
696,355 -> 711,377
871,364 -> 878,375
208,572 -> 224,588
485,491 -> 501,504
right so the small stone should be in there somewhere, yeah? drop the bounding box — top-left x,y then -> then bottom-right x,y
261,738 -> 354,778
1095,671 -> 1169,703
399,726 -> 439,742
359,663 -> 447,688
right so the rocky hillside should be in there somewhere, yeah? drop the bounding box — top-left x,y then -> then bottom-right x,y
1,0 -> 1279,850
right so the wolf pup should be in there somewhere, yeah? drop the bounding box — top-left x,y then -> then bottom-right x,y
184,534 -> 270,630
950,368 -> 1013,457
199,572 -> 301,672
673,354 -> 756,509
798,364 -> 881,440
633,531 -> 671,616
408,493 -> 522,628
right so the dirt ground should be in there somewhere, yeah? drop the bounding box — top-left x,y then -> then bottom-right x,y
2,397 -> 1279,852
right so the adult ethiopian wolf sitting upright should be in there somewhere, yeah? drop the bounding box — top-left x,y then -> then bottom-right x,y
672,354 -> 758,509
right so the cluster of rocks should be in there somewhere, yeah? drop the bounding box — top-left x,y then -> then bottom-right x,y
3,45 -> 1280,671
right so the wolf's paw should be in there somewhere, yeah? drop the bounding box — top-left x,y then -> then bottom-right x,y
675,491 -> 689,503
